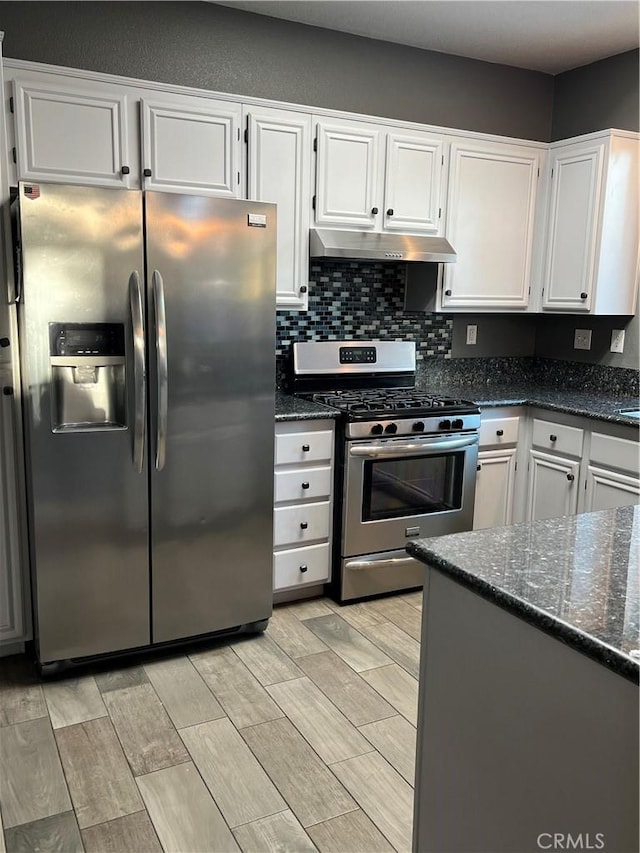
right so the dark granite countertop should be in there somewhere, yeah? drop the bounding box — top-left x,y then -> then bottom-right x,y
407,505 -> 640,683
275,391 -> 340,422
462,385 -> 640,427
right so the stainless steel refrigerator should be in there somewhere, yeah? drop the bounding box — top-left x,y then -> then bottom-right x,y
16,182 -> 276,672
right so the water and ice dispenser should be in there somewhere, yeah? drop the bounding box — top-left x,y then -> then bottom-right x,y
49,323 -> 126,431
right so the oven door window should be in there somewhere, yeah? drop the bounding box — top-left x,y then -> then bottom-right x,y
362,451 -> 465,520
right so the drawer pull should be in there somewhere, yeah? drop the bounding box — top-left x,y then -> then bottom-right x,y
550,434 -> 557,442
566,473 -> 575,482
299,564 -> 308,573
496,429 -> 504,436
301,481 -> 310,490
300,521 -> 308,530
302,444 -> 310,452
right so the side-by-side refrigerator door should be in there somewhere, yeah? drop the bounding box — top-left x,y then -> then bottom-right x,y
18,183 -> 150,665
145,192 -> 276,644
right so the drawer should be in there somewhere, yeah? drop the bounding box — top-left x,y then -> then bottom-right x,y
274,465 -> 332,504
589,432 -> 639,475
275,429 -> 333,466
274,501 -> 331,547
531,419 -> 584,458
479,416 -> 520,448
274,542 -> 330,590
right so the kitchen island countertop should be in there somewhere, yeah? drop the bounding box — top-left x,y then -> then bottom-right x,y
407,505 -> 640,683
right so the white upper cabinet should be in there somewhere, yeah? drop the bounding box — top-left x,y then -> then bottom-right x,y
314,117 -> 446,234
245,106 -> 312,309
314,118 -> 381,229
12,75 -> 135,187
440,139 -> 543,310
541,130 -> 639,315
140,93 -> 241,197
383,131 -> 445,233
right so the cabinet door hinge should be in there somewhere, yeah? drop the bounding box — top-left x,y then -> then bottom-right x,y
313,137 -> 318,153
528,286 -> 531,295
441,154 -> 444,165
537,168 -> 540,177
515,461 -> 518,471
551,167 -> 554,178
312,194 -> 316,211
438,207 -> 442,219
244,127 -> 248,144
237,171 -> 240,185
12,147 -> 16,164
9,96 -> 14,113
237,127 -> 240,142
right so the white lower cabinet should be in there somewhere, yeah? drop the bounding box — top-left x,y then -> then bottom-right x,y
273,420 -> 335,594
474,412 -> 520,530
583,431 -> 640,511
526,450 -> 580,521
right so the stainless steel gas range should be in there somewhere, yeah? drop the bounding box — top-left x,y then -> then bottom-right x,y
291,340 -> 480,602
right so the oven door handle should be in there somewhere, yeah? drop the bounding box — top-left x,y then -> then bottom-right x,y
344,555 -> 421,572
349,435 -> 478,458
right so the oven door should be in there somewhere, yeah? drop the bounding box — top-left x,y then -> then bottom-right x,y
342,431 -> 479,557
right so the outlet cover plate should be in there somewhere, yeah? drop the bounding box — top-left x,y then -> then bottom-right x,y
574,329 -> 592,350
610,329 -> 625,353
466,324 -> 477,345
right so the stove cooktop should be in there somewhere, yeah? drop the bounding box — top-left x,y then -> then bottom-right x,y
311,388 -> 480,419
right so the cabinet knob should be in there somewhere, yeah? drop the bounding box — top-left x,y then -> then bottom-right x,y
566,473 -> 575,482
444,289 -> 452,297
386,208 -> 394,216
477,464 -> 482,471
550,434 -> 557,442
302,444 -> 310,452
299,564 -> 308,573
580,292 -> 588,300
121,166 -> 130,175
299,285 -> 308,294
3,386 -> 13,396
301,481 -> 310,490
496,429 -> 504,437
371,207 -> 379,215
300,521 -> 308,530
143,168 -> 152,177
0,338 -> 10,348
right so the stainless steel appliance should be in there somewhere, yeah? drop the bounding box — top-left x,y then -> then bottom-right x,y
291,341 -> 480,601
15,182 -> 276,672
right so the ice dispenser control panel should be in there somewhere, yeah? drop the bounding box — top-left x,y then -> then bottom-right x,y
49,323 -> 126,432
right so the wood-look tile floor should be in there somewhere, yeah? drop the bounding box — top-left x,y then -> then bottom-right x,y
0,593 -> 423,853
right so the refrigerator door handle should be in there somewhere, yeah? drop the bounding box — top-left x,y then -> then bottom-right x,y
152,269 -> 168,471
129,271 -> 146,474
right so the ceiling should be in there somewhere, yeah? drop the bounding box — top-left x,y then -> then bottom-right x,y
212,1 -> 640,74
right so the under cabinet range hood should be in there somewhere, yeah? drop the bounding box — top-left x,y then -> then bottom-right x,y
309,229 -> 457,263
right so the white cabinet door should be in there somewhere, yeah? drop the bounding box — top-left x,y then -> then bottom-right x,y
584,466 -> 640,512
314,118 -> 381,228
246,107 -> 311,309
141,95 -> 241,196
442,140 -> 541,309
473,448 -> 517,530
526,450 -> 580,521
542,142 -> 603,312
383,131 -> 445,234
13,77 -> 134,187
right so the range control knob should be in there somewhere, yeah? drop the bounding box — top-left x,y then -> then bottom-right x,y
439,419 -> 452,430
370,423 -> 384,435
452,418 -> 464,429
412,421 -> 425,432
384,423 -> 398,434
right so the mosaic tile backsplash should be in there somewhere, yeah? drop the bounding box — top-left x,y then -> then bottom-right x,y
276,260 -> 452,360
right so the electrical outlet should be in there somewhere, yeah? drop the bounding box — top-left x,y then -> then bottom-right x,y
610,329 -> 625,353
466,324 -> 477,345
574,329 -> 592,350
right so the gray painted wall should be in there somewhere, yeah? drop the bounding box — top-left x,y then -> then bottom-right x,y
0,1 -> 553,140
450,315 -> 536,358
534,314 -> 639,371
552,49 -> 640,140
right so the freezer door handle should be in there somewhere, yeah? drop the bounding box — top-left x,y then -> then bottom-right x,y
129,271 -> 146,474
153,269 -> 168,471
